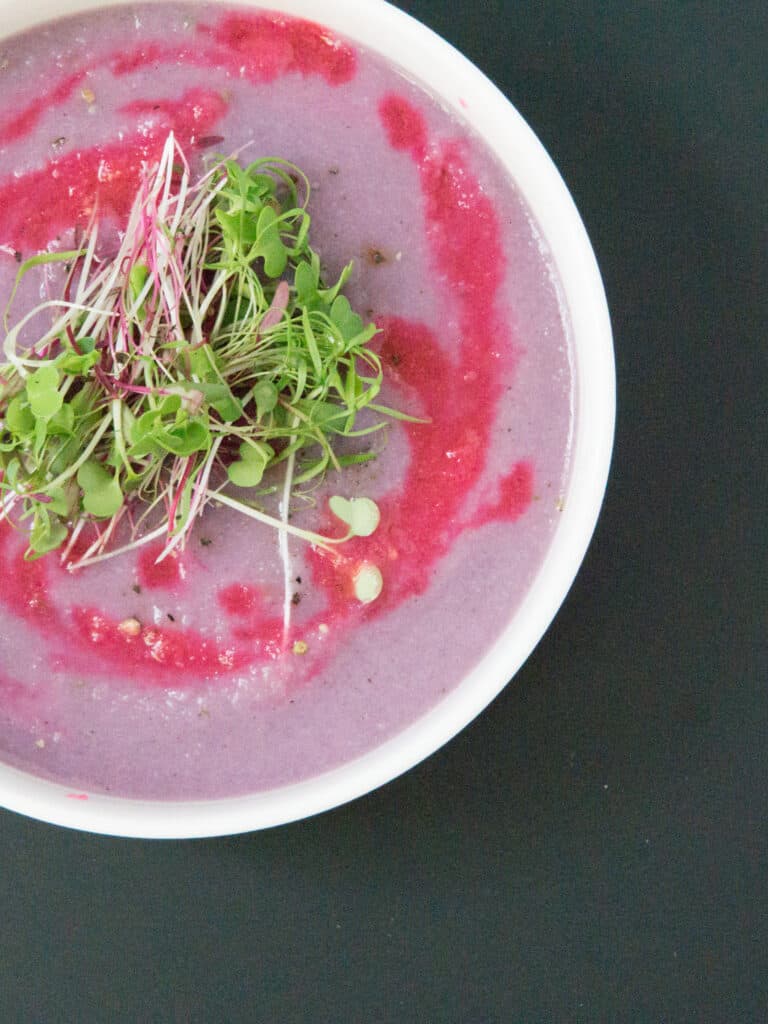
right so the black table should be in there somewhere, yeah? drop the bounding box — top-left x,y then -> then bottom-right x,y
1,2 -> 765,1020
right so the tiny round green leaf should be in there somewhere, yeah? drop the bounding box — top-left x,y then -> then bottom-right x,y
353,563 -> 383,604
329,495 -> 380,537
27,365 -> 59,393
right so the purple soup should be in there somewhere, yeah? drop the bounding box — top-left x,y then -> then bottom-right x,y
0,3 -> 574,798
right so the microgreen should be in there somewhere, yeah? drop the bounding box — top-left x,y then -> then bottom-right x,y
0,133 -> 411,608
328,495 -> 381,538
352,563 -> 384,605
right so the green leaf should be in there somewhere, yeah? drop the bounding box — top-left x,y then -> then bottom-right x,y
5,457 -> 20,487
352,562 -> 383,604
77,460 -> 111,492
69,382 -> 98,416
121,404 -> 137,446
294,257 -> 320,306
83,480 -> 124,518
330,295 -> 365,343
154,419 -> 211,456
29,388 -> 63,419
129,263 -> 150,314
253,381 -> 278,419
56,347 -> 100,375
227,441 -> 273,488
27,364 -> 59,392
159,394 -> 182,417
127,437 -> 161,459
335,452 -> 377,468
5,394 -> 34,436
215,208 -> 258,249
33,416 -> 49,459
28,510 -> 68,556
49,435 -> 81,477
127,408 -> 163,457
46,403 -> 75,437
46,484 -> 76,516
296,400 -> 348,429
190,382 -> 242,423
189,345 -> 217,380
27,365 -> 63,419
77,460 -> 124,518
253,205 -> 288,278
328,495 -> 381,537
301,309 -> 323,378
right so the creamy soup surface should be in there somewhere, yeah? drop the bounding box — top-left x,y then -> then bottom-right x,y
0,3 -> 574,798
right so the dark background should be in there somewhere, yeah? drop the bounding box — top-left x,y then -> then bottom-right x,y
1,1 -> 765,1020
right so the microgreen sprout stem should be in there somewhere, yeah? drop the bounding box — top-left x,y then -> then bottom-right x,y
0,133 -> 410,603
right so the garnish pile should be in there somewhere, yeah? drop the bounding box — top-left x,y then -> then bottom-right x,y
0,134 -> 400,599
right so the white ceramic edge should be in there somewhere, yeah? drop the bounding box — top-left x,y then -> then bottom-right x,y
0,0 -> 615,838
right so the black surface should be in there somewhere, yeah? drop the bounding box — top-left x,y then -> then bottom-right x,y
1,2 -> 765,1021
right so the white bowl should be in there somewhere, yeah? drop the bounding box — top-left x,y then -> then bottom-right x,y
0,0 -> 614,837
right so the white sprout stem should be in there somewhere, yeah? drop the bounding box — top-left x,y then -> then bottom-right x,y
279,419 -> 299,644
67,522 -> 168,571
0,490 -> 18,516
78,252 -> 133,339
75,209 -> 101,302
187,436 -> 222,520
205,489 -> 336,552
59,516 -> 86,564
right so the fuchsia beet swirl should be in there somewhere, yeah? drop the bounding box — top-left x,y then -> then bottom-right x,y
0,5 -> 573,796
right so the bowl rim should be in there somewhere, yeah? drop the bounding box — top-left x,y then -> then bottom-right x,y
0,0 -> 615,838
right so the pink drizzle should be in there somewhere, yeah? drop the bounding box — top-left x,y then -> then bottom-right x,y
310,95 -> 530,611
0,88 -> 227,252
0,12 -> 355,150
137,543 -> 186,592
